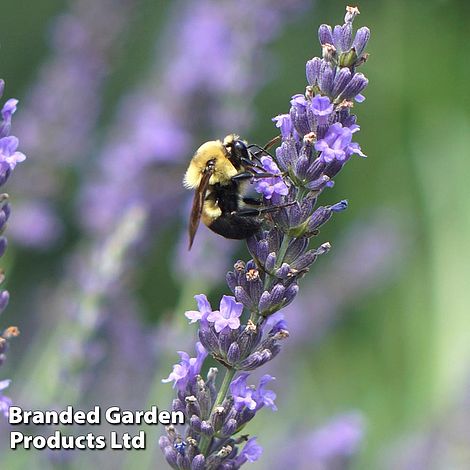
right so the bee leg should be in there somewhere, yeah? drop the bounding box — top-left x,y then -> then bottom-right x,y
240,157 -> 268,171
242,197 -> 263,206
231,171 -> 280,182
234,208 -> 265,217
235,202 -> 295,217
247,147 -> 274,164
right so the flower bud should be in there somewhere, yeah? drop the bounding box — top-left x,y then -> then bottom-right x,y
306,57 -> 322,86
234,285 -> 253,310
210,406 -> 225,433
191,454 -> 205,470
332,67 -> 352,98
265,252 -> 277,272
318,24 -> 333,45
221,418 -> 238,437
338,73 -> 368,100
172,398 -> 185,413
227,342 -> 241,364
275,263 -> 291,279
340,22 -> 353,51
162,447 -> 179,468
195,377 -> 212,419
258,290 -> 271,314
318,62 -> 334,95
185,396 -> 200,418
270,284 -> 286,306
189,415 -> 201,433
353,26 -> 370,57
176,453 -> 190,469
198,324 -> 220,356
200,420 -> 214,437
237,321 -> 260,359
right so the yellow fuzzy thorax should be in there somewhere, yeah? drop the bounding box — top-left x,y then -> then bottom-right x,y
183,139 -> 239,189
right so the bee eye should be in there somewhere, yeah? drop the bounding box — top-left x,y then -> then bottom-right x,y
233,141 -> 247,153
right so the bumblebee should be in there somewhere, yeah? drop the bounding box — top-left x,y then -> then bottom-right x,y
184,134 -> 280,249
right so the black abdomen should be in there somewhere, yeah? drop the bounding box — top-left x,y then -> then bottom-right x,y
208,181 -> 261,239
209,214 -> 261,239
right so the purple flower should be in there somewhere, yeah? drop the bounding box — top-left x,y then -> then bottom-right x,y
264,311 -> 288,333
162,342 -> 208,392
10,0 -> 139,248
206,295 -> 243,333
272,114 -> 293,140
254,156 -> 289,200
161,6 -> 370,468
8,202 -> 62,249
252,374 -> 277,411
311,94 -> 334,124
0,99 -> 18,138
0,81 -> 23,423
0,379 -> 11,418
185,294 -> 213,324
0,291 -> 9,314
236,437 -> 263,464
290,93 -> 308,112
314,122 -> 366,163
230,373 -> 277,412
273,412 -> 365,468
355,93 -> 366,103
307,412 -> 365,459
1,99 -> 17,121
230,373 -> 257,410
0,136 -> 26,171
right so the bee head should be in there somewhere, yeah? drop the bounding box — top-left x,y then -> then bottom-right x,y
223,134 -> 250,169
184,139 -> 239,189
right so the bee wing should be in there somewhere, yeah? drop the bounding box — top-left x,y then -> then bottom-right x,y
188,170 -> 212,250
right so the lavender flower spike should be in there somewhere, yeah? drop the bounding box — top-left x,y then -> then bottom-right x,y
0,379 -> 12,418
162,6 -> 371,468
0,80 -> 26,419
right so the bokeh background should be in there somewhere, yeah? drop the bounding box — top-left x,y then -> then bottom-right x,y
0,0 -> 469,468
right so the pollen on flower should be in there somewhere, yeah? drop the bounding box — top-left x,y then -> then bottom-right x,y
246,269 -> 259,281
322,43 -> 337,61
275,330 -> 290,340
234,260 -> 246,272
3,326 -> 19,338
347,6 -> 360,13
339,99 -> 354,108
246,320 -> 257,332
303,132 -> 317,144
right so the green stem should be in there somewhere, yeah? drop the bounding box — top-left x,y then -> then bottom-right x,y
199,366 -> 236,455
252,187 -> 310,323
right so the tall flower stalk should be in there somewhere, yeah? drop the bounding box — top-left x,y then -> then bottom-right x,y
0,80 -> 26,417
10,0 -> 138,248
161,6 -> 371,469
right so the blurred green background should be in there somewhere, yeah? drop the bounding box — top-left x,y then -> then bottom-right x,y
1,0 -> 469,469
